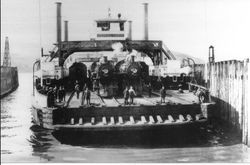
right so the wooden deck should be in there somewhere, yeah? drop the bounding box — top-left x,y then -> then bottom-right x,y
65,90 -> 199,108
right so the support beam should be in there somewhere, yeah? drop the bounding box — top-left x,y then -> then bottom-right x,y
128,21 -> 132,40
143,3 -> 148,40
64,20 -> 68,41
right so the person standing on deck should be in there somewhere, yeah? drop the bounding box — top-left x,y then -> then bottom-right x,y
61,86 -> 66,101
147,82 -> 152,97
123,86 -> 129,105
85,87 -> 91,106
160,86 -> 166,104
96,79 -> 100,95
128,86 -> 136,105
45,86 -> 49,94
49,87 -> 56,107
58,86 -> 65,102
47,87 -> 53,107
81,84 -> 87,105
53,86 -> 58,103
74,81 -> 80,99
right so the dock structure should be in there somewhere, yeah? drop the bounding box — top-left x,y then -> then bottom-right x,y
194,58 -> 250,147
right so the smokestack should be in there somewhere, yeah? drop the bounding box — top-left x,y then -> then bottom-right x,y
56,2 -> 63,66
143,3 -> 148,40
128,21 -> 132,40
64,20 -> 68,41
209,45 -> 215,63
56,2 -> 62,44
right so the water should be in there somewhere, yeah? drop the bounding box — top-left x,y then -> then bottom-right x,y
1,73 -> 250,163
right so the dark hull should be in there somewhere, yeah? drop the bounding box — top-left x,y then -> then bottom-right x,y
31,101 -> 215,131
52,122 -> 208,146
1,66 -> 19,98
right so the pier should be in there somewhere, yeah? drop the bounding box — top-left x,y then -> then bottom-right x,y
194,57 -> 250,146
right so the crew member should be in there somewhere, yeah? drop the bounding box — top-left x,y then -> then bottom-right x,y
74,81 -> 80,99
147,82 -> 152,97
178,84 -> 184,93
53,86 -> 58,102
58,86 -> 66,102
85,87 -> 91,106
128,86 -> 136,105
62,86 -> 66,101
96,79 -> 100,95
160,86 -> 166,104
47,87 -> 53,107
123,86 -> 129,105
81,84 -> 86,105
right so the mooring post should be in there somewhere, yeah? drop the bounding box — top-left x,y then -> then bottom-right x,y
242,59 -> 250,146
208,45 -> 215,89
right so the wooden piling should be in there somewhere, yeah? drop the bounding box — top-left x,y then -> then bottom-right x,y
194,59 -> 249,146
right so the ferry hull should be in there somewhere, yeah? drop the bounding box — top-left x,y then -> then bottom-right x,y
31,101 -> 215,132
52,121 -> 208,146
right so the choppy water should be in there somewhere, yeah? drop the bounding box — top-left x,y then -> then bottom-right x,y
1,73 -> 250,163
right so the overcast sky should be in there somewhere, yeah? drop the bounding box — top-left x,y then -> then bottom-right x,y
1,0 -> 250,64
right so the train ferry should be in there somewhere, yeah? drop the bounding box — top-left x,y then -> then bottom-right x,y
31,2 -> 215,132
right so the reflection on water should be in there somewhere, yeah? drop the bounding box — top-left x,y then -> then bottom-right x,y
1,73 -> 250,163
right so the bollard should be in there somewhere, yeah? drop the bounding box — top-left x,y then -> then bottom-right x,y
195,114 -> 201,120
130,116 -> 135,124
118,116 -> 124,124
141,116 -> 147,124
186,114 -> 193,121
70,118 -> 74,125
79,118 -> 83,125
110,116 -> 115,125
156,115 -> 163,123
149,115 -> 155,124
179,114 -> 185,122
168,115 -> 174,122
102,117 -> 107,125
91,117 -> 95,125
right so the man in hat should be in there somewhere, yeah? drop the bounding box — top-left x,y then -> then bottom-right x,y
85,87 -> 91,106
47,87 -> 54,107
128,86 -> 136,105
160,86 -> 166,104
74,81 -> 80,99
123,86 -> 129,105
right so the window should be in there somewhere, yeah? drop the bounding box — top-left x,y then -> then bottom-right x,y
97,22 -> 110,31
46,78 -> 51,85
119,22 -> 124,31
172,76 -> 177,82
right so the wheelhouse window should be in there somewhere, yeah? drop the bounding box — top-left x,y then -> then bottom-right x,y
119,22 -> 124,31
46,78 -> 51,85
97,22 -> 110,31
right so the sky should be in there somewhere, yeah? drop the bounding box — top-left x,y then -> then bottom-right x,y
1,0 -> 250,65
